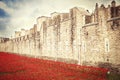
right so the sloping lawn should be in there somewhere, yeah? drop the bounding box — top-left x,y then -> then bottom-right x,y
0,52 -> 109,80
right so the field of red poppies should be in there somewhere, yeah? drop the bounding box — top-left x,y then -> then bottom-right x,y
0,52 -> 109,80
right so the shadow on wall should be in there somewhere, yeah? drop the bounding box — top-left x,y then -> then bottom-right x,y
98,62 -> 120,80
82,61 -> 120,74
98,62 -> 120,74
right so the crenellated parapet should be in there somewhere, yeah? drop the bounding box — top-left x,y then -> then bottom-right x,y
0,37 -> 9,43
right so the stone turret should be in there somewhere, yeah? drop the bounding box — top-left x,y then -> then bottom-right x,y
15,31 -> 21,38
95,3 -> 98,22
111,0 -> 116,7
37,16 -> 48,31
111,0 -> 119,18
21,29 -> 26,36
51,12 -> 59,19
95,3 -> 98,9
100,4 -> 105,9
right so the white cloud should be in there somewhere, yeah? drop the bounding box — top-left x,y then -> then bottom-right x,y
0,2 -> 14,14
0,0 -> 120,38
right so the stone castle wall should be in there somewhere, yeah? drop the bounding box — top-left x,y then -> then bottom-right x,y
0,1 -> 120,67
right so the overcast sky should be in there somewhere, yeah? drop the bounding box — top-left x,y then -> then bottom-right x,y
0,0 -> 120,38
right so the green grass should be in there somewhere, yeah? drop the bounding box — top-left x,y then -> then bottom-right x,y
107,72 -> 120,80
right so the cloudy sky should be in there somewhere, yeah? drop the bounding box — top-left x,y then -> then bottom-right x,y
0,0 -> 120,38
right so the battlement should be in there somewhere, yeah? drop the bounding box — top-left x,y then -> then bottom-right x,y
0,37 -> 9,43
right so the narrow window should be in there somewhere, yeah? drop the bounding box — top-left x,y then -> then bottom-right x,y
105,38 -> 110,53
82,41 -> 86,52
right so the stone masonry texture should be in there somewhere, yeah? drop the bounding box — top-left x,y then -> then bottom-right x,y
0,1 -> 120,68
